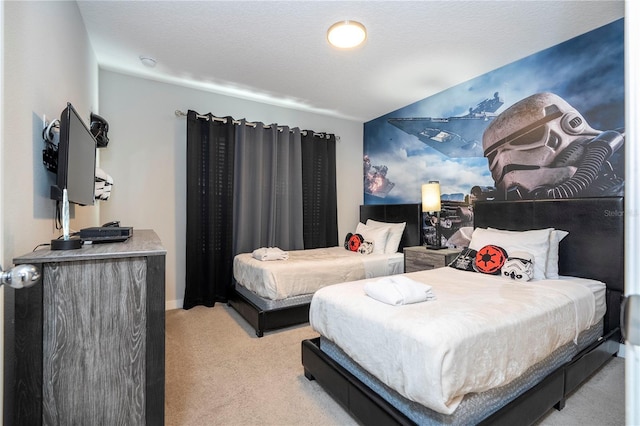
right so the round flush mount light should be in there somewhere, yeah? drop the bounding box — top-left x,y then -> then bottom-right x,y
327,20 -> 367,49
139,55 -> 157,68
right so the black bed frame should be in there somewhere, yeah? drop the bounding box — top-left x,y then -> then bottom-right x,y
302,197 -> 624,425
228,203 -> 422,337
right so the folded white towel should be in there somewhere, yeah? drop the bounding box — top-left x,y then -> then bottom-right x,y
364,275 -> 436,306
252,247 -> 289,261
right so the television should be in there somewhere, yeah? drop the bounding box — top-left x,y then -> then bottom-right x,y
50,102 -> 97,206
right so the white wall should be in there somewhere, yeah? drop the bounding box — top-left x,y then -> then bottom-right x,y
2,0 -> 99,261
1,1 -> 98,422
625,1 -> 640,423
98,70 -> 363,309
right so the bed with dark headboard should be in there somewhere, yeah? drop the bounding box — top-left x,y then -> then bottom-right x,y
302,197 -> 624,425
359,203 -> 423,249
474,197 -> 624,337
228,203 -> 422,337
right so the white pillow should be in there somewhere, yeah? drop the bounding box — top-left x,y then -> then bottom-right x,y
365,219 -> 407,253
469,227 -> 552,280
487,227 -> 568,279
545,230 -> 569,279
355,222 -> 390,255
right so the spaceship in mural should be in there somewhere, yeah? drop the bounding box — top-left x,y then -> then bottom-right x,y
387,92 -> 504,158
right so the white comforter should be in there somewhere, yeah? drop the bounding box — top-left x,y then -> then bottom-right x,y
309,267 -> 603,415
233,246 -> 403,300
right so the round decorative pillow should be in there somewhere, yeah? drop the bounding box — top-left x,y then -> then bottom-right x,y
348,233 -> 364,251
344,233 -> 354,250
358,240 -> 374,255
474,244 -> 508,274
502,251 -> 534,282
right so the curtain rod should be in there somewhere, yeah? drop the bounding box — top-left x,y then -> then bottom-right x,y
174,110 -> 337,140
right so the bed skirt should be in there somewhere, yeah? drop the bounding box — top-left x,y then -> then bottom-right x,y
316,321 -> 603,426
234,282 -> 313,311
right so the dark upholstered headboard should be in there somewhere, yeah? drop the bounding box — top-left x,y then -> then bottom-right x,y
359,204 -> 422,251
474,197 -> 624,335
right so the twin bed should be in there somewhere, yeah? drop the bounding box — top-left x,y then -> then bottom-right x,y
302,197 -> 624,425
229,203 -> 423,337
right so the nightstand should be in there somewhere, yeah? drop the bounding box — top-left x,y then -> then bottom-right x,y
403,246 -> 461,272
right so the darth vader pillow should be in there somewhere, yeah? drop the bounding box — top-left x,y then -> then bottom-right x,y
448,248 -> 478,272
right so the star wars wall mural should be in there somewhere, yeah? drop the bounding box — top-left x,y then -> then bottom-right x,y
363,19 -> 624,247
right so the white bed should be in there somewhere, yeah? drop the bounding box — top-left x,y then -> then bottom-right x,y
234,247 -> 404,300
309,267 -> 605,415
229,203 -> 423,337
302,197 -> 625,425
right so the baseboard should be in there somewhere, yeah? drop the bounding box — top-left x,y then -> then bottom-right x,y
165,299 -> 183,311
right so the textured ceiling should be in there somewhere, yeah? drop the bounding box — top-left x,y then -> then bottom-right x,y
77,1 -> 624,122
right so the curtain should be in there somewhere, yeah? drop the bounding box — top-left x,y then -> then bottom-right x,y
233,121 -> 304,254
183,111 -> 235,308
184,111 -> 337,309
301,132 -> 338,248
234,120 -> 304,253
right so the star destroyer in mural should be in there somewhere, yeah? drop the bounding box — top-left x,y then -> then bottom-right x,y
387,92 -> 504,158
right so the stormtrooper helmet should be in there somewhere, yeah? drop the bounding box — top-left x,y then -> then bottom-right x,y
501,251 -> 534,282
358,240 -> 374,255
483,93 -> 600,199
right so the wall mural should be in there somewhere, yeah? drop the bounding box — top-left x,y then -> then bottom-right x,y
363,19 -> 624,247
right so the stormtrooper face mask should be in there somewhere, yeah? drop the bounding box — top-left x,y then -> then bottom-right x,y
483,92 -> 600,198
501,251 -> 534,282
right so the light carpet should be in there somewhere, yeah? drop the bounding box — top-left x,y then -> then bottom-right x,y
165,305 -> 625,426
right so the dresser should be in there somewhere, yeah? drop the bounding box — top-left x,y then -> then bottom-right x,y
403,246 -> 460,272
5,230 -> 166,426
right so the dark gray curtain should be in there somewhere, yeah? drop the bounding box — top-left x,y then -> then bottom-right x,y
184,111 -> 235,308
233,121 -> 304,254
184,112 -> 337,309
301,132 -> 338,248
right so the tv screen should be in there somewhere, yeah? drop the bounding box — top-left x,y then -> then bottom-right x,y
51,103 -> 97,206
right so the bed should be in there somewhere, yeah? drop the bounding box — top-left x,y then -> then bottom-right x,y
302,197 -> 624,425
228,203 -> 423,337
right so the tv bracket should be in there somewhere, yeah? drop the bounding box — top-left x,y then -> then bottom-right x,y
42,119 -> 60,174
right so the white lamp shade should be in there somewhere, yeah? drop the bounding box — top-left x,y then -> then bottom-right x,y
422,181 -> 441,212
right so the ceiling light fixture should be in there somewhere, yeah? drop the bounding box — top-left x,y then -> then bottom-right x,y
139,55 -> 157,68
327,20 -> 367,49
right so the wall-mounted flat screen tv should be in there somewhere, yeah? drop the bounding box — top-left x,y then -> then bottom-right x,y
50,102 -> 97,206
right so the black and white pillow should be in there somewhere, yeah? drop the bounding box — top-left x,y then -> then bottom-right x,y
448,248 -> 478,272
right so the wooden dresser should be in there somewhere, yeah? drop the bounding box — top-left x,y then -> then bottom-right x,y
5,229 -> 166,426
403,246 -> 460,272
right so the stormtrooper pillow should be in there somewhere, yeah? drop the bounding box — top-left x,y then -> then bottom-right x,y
501,251 -> 534,282
357,240 -> 374,255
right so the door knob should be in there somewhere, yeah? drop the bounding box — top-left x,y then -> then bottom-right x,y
0,264 -> 40,289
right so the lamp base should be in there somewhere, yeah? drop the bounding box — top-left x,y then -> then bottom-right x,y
425,245 -> 447,250
51,237 -> 82,251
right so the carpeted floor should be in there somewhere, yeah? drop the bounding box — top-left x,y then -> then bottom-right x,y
165,305 -> 625,426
